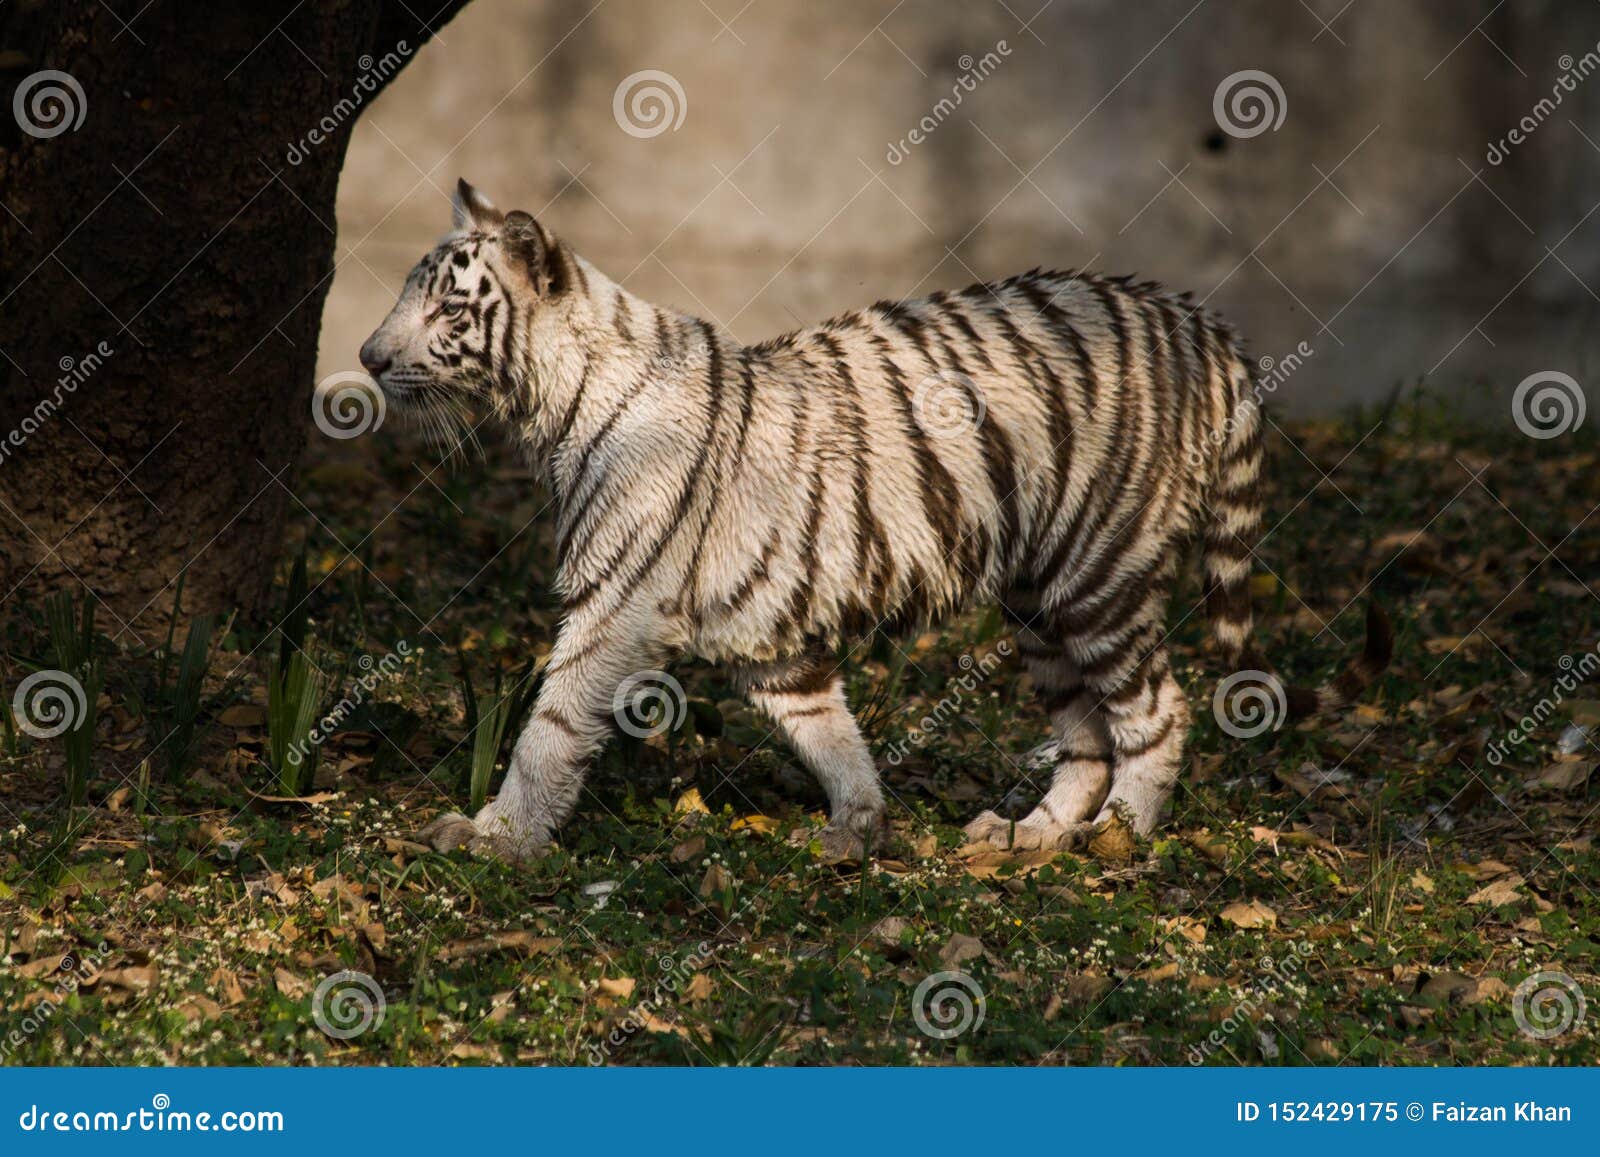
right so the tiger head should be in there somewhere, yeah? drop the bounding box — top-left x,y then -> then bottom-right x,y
358,179 -> 575,441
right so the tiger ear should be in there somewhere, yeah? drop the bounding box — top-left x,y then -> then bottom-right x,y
502,210 -> 567,296
452,179 -> 503,231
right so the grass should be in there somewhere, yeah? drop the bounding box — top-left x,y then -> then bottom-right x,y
0,392 -> 1597,1066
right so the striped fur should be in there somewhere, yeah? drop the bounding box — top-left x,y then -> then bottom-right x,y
363,181 -> 1389,861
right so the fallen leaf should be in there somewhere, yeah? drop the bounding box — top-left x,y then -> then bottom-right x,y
596,977 -> 636,1000
1087,815 -> 1135,864
177,995 -> 223,1024
731,814 -> 781,835
435,931 -> 561,962
210,968 -> 247,1006
673,788 -> 710,818
272,968 -> 311,998
218,704 -> 267,728
939,933 -> 985,968
699,863 -> 733,899
1219,900 -> 1278,929
1466,875 -> 1525,907
682,973 -> 714,1003
670,835 -> 706,863
1526,760 -> 1596,793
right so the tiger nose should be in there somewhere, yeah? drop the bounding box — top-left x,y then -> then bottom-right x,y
358,341 -> 391,377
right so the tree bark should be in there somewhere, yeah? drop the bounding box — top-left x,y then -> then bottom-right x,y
0,0 -> 472,642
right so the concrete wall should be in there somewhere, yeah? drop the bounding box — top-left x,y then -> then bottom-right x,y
319,0 -> 1600,415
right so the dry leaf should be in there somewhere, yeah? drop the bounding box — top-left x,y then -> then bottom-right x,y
731,814 -> 781,834
436,930 -> 560,962
95,965 -> 157,993
272,968 -> 311,998
1219,900 -> 1278,929
670,835 -> 706,863
939,933 -> 985,968
682,973 -> 714,1003
218,704 -> 267,728
1526,760 -> 1596,793
211,967 -> 247,1006
596,977 -> 636,1000
1088,815 -> 1135,864
1466,875 -> 1525,907
673,788 -> 710,818
699,863 -> 733,899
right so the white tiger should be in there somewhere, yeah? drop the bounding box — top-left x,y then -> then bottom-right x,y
358,181 -> 1389,862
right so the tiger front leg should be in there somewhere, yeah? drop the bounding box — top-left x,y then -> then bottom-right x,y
739,648 -> 889,860
424,613 -> 662,863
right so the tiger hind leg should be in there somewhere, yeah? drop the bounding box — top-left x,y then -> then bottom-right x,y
964,622 -> 1111,850
1087,650 -> 1190,835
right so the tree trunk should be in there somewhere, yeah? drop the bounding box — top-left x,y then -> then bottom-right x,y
0,0 -> 471,643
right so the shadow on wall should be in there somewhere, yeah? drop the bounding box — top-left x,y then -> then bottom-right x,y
318,0 -> 1600,418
